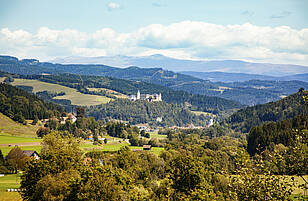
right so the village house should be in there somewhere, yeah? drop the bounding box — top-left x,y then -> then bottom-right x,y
22,150 -> 40,160
60,113 -> 77,124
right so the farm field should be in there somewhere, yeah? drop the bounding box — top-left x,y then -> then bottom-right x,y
149,132 -> 167,139
0,135 -> 41,145
11,79 -> 112,106
129,146 -> 164,155
0,174 -> 22,201
87,87 -> 128,99
191,110 -> 216,117
0,192 -> 22,201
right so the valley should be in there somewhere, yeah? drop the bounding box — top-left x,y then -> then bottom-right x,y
0,55 -> 307,200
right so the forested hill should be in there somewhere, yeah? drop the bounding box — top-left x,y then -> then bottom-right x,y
1,72 -> 242,114
1,55 -> 308,106
0,55 -> 216,88
87,99 -> 209,127
228,90 -> 308,133
0,83 -> 64,124
247,114 -> 308,156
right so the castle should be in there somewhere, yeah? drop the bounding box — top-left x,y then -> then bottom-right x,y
130,90 -> 162,102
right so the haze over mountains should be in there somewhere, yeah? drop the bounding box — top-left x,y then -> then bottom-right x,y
50,54 -> 308,77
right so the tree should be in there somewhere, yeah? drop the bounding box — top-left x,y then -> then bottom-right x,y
229,151 -> 295,201
168,154 -> 217,200
0,149 -> 4,166
33,170 -> 81,201
78,165 -> 132,201
31,115 -> 38,125
20,132 -> 83,200
36,127 -> 50,138
13,111 -> 25,124
76,106 -> 85,118
6,147 -> 28,173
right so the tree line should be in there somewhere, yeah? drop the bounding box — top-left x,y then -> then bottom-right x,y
0,83 -> 64,124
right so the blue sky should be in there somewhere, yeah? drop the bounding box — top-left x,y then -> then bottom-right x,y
0,0 -> 307,66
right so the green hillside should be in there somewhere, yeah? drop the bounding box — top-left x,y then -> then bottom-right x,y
0,113 -> 38,137
10,78 -> 111,106
87,99 -> 210,127
228,90 -> 308,132
1,55 -> 308,106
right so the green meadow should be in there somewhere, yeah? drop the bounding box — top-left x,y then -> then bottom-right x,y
11,79 -> 112,106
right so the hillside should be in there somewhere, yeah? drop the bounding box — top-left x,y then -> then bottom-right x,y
2,55 -> 308,106
1,72 -> 242,115
0,113 -> 38,137
10,78 -> 111,106
228,90 -> 308,133
87,99 -> 210,127
0,83 -> 64,123
247,114 -> 308,156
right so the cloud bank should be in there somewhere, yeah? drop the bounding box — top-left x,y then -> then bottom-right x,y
0,21 -> 307,65
107,2 -> 120,10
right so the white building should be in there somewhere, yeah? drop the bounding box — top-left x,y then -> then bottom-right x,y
130,90 -> 162,102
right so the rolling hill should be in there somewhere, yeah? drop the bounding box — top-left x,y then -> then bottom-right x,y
50,54 -> 308,76
0,112 -> 38,137
228,90 -> 308,133
1,55 -> 308,106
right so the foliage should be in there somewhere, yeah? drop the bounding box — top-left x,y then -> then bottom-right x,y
20,132 -> 83,200
88,99 -> 210,127
229,90 -> 308,133
229,156 -> 295,201
0,83 -> 64,122
6,147 -> 29,173
247,114 -> 308,155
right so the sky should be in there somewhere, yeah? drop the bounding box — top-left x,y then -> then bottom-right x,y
0,0 -> 308,66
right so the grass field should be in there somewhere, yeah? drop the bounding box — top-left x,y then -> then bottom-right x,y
87,87 -> 128,99
0,174 -> 21,191
0,192 -> 22,201
0,135 -> 41,144
150,132 -> 167,139
191,110 -> 216,117
129,146 -> 164,155
0,113 -> 38,137
11,79 -> 112,106
0,174 -> 22,201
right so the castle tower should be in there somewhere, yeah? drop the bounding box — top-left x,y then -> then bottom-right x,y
137,90 -> 141,100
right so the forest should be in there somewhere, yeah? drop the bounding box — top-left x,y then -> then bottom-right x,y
87,99 -> 210,127
0,83 -> 64,124
228,89 -> 308,133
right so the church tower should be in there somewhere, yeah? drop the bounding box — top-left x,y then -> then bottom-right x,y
137,90 -> 141,100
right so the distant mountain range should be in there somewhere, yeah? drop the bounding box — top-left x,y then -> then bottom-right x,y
50,54 -> 308,77
1,55 -> 308,106
181,71 -> 308,83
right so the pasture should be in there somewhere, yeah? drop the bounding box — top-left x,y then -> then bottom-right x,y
0,113 -> 38,137
11,79 -> 111,106
149,132 -> 167,139
0,174 -> 22,201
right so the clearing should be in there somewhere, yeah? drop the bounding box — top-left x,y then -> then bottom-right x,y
0,113 -> 38,137
11,79 -> 111,106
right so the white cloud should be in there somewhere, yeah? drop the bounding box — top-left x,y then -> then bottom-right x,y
107,2 -> 120,10
0,21 -> 308,65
